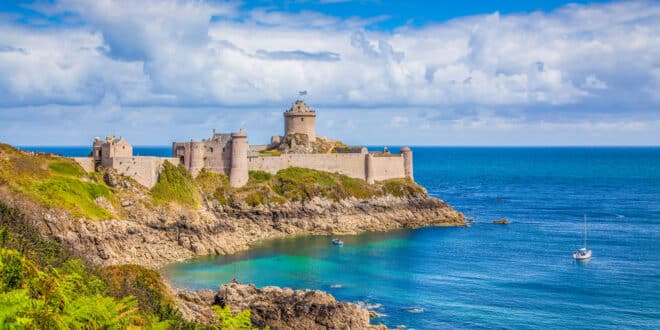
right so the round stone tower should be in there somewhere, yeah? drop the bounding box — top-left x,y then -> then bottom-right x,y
400,146 -> 413,181
189,140 -> 205,177
229,129 -> 249,188
284,100 -> 316,142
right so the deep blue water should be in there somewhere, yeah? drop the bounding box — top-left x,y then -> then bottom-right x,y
17,146 -> 172,157
22,146 -> 660,329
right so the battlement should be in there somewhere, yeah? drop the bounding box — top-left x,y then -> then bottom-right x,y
78,100 -> 412,189
284,100 -> 316,141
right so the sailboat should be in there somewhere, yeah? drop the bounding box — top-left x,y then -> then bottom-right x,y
573,215 -> 592,261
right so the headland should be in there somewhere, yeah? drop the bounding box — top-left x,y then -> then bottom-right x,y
0,100 -> 465,328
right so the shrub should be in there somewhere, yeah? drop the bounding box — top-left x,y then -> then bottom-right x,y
249,170 -> 272,184
100,264 -> 178,320
152,162 -> 199,208
195,169 -> 229,194
0,249 -> 25,292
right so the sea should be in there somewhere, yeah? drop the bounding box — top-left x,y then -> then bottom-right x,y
20,146 -> 660,329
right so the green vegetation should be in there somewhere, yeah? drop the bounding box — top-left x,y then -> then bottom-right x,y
47,160 -> 86,177
258,149 -> 282,156
248,170 -> 273,184
30,177 -> 114,219
0,250 -> 145,329
193,167 -> 425,207
213,306 -> 260,330
0,201 -> 262,329
0,144 -> 116,220
151,162 -> 199,208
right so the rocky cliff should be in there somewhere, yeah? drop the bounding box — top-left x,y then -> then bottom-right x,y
0,186 -> 464,269
0,144 -> 465,328
176,283 -> 385,330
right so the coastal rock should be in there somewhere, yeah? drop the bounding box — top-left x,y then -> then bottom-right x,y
492,219 -> 509,225
0,190 -> 465,269
0,187 -> 463,328
215,283 -> 384,330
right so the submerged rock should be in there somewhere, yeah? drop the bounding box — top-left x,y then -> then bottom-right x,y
492,219 -> 509,225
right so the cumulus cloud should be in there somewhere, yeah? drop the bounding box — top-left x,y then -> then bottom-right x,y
0,0 -> 659,145
582,74 -> 608,90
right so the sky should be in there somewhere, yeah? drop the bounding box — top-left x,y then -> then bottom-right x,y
0,0 -> 659,146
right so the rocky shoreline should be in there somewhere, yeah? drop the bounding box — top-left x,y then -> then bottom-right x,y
177,283 -> 386,329
1,187 -> 465,269
0,185 -> 464,328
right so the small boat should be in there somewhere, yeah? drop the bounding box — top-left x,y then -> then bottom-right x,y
573,215 -> 592,261
332,238 -> 344,246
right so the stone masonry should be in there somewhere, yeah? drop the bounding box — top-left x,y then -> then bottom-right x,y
72,100 -> 413,188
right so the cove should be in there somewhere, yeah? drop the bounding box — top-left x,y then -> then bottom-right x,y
162,147 -> 660,329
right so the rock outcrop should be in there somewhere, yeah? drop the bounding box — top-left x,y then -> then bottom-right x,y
1,187 -> 464,269
176,284 -> 386,330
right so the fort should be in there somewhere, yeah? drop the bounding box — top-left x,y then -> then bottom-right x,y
72,100 -> 413,188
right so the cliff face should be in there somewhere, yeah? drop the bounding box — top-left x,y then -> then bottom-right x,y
176,283 -> 386,330
1,187 -> 464,269
0,145 -> 465,328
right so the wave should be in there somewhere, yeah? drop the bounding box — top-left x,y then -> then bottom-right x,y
356,301 -> 382,310
406,307 -> 425,313
330,284 -> 343,288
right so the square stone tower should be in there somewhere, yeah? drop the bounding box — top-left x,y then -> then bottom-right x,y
284,100 -> 316,142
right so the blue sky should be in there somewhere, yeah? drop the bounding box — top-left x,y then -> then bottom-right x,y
0,0 -> 659,146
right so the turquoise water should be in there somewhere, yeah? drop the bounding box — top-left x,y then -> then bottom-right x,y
23,146 -> 660,329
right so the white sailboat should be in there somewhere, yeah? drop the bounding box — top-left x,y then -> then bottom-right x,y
573,215 -> 592,260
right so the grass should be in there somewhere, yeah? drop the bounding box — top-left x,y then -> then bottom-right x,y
28,177 -> 113,219
258,149 -> 282,156
47,160 -> 86,177
0,145 -> 116,220
0,142 -> 425,212
191,166 -> 426,207
151,162 -> 199,208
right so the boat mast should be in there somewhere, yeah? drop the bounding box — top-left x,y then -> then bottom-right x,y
583,215 -> 587,248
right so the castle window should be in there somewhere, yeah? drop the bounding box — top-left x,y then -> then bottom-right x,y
222,147 -> 225,153
301,118 -> 304,122
210,147 -> 214,153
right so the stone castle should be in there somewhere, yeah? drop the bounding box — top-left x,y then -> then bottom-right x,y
73,100 -> 413,188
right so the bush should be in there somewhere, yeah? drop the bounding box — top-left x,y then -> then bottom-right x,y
100,264 -> 178,320
152,162 -> 199,208
248,170 -> 272,184
0,249 -> 25,292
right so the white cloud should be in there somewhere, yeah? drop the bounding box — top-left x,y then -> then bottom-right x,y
582,74 -> 608,90
0,0 -> 659,145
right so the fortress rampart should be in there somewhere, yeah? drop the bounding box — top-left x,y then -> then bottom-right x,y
72,100 -> 413,189
247,149 -> 411,183
108,156 -> 179,188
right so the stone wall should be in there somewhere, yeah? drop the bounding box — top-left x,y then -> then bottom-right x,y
248,153 -> 365,179
248,152 -> 408,182
284,113 -> 316,141
367,155 -> 406,182
109,157 -> 180,188
72,157 -> 94,172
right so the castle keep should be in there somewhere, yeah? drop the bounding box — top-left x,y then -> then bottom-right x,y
73,101 -> 413,188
